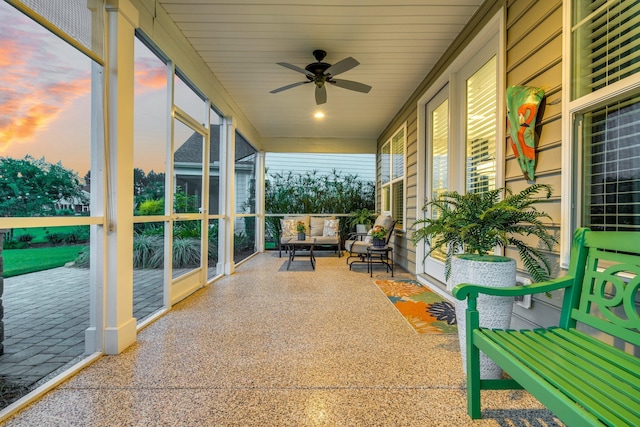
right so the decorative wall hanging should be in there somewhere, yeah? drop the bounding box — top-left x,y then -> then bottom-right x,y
506,85 -> 545,181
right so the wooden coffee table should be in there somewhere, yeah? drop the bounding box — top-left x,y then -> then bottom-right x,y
286,238 -> 316,270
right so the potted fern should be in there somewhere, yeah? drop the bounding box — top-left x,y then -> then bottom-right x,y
348,208 -> 376,234
411,184 -> 557,378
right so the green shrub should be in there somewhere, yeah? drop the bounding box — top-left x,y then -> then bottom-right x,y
174,221 -> 201,239
137,199 -> 164,216
71,226 -> 90,242
3,239 -> 26,250
133,234 -> 164,268
172,238 -> 200,268
137,223 -> 164,236
73,246 -> 91,268
45,232 -> 64,245
17,233 -> 34,243
63,227 -> 90,244
264,169 -> 375,246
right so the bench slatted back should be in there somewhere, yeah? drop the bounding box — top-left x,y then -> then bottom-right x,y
570,229 -> 640,347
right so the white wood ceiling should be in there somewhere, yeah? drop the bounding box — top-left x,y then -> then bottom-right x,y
159,0 -> 484,143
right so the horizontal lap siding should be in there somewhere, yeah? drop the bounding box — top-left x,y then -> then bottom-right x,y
506,0 -> 563,329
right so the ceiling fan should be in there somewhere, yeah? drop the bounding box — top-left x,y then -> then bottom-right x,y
270,50 -> 372,105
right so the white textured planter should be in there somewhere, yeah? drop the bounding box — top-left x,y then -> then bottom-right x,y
448,254 -> 516,379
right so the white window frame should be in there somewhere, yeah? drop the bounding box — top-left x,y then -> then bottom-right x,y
560,0 -> 640,268
415,11 -> 504,279
380,123 -> 407,229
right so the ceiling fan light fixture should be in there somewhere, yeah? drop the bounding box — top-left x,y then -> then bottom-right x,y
271,50 -> 372,105
314,111 -> 325,119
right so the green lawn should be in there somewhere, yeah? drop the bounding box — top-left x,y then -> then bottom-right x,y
2,245 -> 86,278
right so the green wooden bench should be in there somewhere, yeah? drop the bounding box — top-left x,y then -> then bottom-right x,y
452,228 -> 640,426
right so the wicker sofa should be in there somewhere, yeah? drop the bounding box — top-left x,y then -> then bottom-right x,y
278,215 -> 341,257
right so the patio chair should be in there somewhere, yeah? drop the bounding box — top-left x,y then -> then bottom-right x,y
344,215 -> 396,268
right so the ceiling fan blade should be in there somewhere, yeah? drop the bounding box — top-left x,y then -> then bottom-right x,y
270,81 -> 310,94
330,79 -> 372,93
315,85 -> 327,105
276,62 -> 311,76
324,57 -> 359,76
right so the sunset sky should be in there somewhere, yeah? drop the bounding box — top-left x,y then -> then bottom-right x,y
0,2 -> 169,177
0,3 -> 92,175
0,2 -> 372,183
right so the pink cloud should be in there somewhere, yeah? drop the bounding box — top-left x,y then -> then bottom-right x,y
0,5 -> 91,149
135,57 -> 167,92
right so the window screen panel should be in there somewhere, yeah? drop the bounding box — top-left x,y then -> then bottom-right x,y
582,92 -> 640,231
9,0 -> 104,62
572,0 -> 640,99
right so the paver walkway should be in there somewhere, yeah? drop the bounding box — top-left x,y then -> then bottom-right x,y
0,266 -> 163,403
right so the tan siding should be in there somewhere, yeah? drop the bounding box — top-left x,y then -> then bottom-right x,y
508,36 -> 562,84
506,0 -> 561,44
505,0 -> 564,328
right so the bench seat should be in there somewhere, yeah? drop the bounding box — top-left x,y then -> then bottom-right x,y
453,228 -> 640,426
476,327 -> 640,426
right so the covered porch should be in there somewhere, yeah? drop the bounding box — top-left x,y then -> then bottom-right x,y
1,253 -> 559,426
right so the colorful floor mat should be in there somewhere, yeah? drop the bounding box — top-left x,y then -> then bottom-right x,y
373,279 -> 457,334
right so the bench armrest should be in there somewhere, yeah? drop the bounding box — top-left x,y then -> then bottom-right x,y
452,275 -> 575,301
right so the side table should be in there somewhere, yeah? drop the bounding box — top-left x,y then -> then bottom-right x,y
367,245 -> 393,277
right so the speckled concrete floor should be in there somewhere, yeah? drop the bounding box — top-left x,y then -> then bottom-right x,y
0,253 -> 563,426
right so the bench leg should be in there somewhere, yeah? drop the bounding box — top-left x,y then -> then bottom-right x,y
467,311 -> 482,419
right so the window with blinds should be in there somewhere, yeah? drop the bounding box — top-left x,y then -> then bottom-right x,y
465,57 -> 496,194
581,93 -> 640,231
7,0 -> 104,63
380,143 -> 391,185
431,99 -> 449,204
380,125 -> 405,228
392,181 -> 404,228
572,0 -> 640,99
392,128 -> 404,180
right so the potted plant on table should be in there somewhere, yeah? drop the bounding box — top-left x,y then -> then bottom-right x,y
411,184 -> 557,378
369,225 -> 387,248
296,221 -> 307,240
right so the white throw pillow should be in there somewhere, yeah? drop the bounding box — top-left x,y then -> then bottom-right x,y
323,219 -> 339,237
280,219 -> 296,237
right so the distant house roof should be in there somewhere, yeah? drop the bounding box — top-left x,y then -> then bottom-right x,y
174,126 -> 256,164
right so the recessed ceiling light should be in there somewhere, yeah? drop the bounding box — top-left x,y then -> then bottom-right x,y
314,111 -> 325,119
